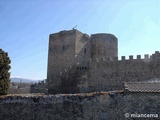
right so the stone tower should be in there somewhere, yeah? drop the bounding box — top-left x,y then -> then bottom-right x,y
88,33 -> 118,92
46,29 -> 160,94
46,29 -> 90,93
90,33 -> 118,61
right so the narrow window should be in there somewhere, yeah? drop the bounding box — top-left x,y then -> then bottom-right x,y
62,45 -> 65,50
84,48 -> 86,54
84,67 -> 87,70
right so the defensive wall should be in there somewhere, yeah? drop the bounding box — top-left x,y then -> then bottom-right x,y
88,51 -> 160,92
46,29 -> 160,94
47,29 -> 90,93
0,92 -> 160,120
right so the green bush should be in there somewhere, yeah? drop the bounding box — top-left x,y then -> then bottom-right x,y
0,49 -> 11,95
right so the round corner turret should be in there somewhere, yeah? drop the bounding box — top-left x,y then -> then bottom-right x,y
90,33 -> 118,61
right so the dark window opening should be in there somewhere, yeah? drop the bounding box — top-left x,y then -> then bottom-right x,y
62,45 -> 65,50
84,48 -> 86,54
84,67 -> 87,70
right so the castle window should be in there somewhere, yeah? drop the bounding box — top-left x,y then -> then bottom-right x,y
62,45 -> 65,50
84,48 -> 86,54
84,67 -> 87,70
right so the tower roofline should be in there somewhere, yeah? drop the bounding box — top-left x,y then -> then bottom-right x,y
50,29 -> 85,35
91,33 -> 117,39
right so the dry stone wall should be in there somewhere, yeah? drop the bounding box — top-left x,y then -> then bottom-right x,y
0,93 -> 160,120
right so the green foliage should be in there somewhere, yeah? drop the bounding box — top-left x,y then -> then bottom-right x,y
0,49 -> 11,95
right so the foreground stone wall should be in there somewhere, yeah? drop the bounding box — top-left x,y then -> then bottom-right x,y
0,92 -> 160,120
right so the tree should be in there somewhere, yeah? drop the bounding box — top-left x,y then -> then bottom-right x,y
0,49 -> 11,95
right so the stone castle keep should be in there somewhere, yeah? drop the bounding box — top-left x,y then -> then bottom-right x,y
46,29 -> 160,94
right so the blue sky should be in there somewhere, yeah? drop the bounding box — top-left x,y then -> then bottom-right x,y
0,0 -> 159,80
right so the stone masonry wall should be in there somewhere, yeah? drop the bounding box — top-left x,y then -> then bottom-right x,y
46,29 -> 160,94
89,51 -> 160,92
0,92 -> 160,120
47,30 -> 76,92
75,30 -> 90,66
47,29 -> 91,94
90,33 -> 118,61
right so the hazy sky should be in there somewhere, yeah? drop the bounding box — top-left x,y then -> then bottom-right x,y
0,0 -> 159,80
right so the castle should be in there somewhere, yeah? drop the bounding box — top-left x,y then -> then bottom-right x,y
46,29 -> 160,94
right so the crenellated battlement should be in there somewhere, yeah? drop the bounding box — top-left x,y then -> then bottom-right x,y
90,51 -> 160,67
47,29 -> 160,94
119,51 -> 160,62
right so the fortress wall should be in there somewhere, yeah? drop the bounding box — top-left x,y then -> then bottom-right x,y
89,52 -> 160,92
46,29 -> 160,93
89,60 -> 121,91
47,30 -> 92,93
90,34 -> 118,61
76,69 -> 90,93
75,30 -> 90,66
0,93 -> 160,120
47,30 -> 76,90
